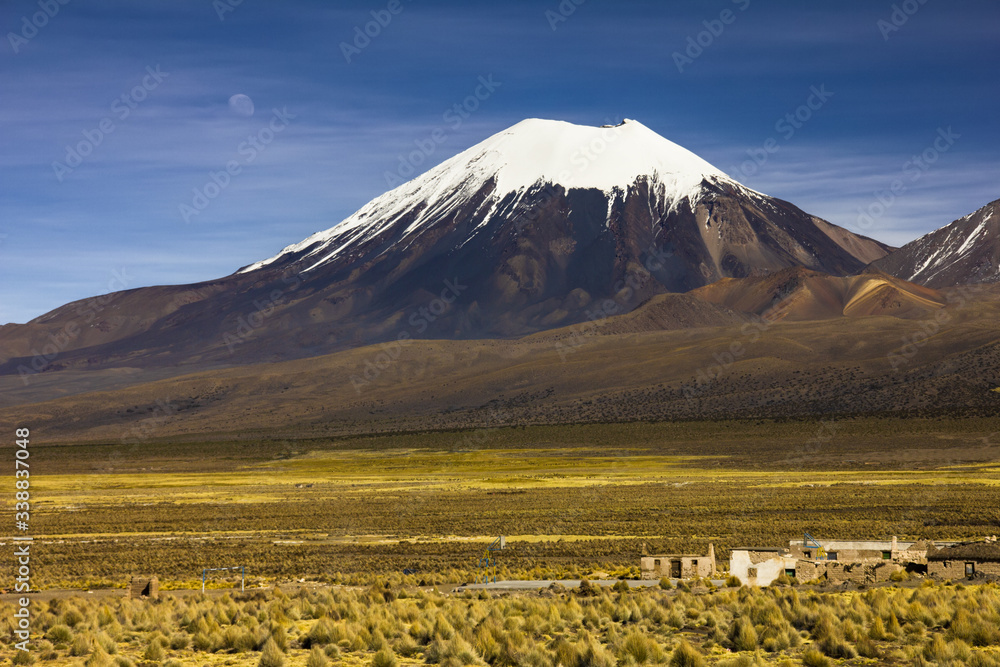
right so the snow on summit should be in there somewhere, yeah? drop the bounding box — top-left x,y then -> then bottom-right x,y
239,119 -> 734,274
462,118 -> 729,195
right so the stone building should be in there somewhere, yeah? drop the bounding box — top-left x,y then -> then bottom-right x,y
129,575 -> 159,599
927,539 -> 1000,580
788,536 -> 929,564
732,536 -> 944,586
788,537 -> 934,584
640,544 -> 715,580
729,548 -> 798,586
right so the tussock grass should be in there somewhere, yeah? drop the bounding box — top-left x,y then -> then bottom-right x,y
2,580 -> 1000,666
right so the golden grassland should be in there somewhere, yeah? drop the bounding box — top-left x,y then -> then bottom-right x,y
3,579 -> 1000,666
29,417 -> 1000,475
4,418 -> 999,589
0,418 -> 998,664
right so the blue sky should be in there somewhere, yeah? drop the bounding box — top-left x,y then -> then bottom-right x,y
1,0 -> 997,324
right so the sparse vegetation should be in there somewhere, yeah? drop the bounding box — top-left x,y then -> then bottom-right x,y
13,425 -> 1000,590
3,418 -> 1000,665
2,580 -> 998,666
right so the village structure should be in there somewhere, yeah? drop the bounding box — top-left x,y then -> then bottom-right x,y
927,541 -> 1000,579
639,535 -> 1000,586
729,535 -> 1000,586
136,536 -> 999,595
128,575 -> 159,599
640,544 -> 716,580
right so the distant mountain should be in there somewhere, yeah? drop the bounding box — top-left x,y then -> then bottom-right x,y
872,199 -> 999,288
692,267 -> 946,321
0,119 -> 891,379
3,280 -> 998,440
237,119 -> 892,306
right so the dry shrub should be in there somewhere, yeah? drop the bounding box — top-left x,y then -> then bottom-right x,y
800,648 -> 831,667
12,650 -> 34,666
619,628 -> 665,664
393,631 -> 421,657
62,607 -> 85,627
551,637 -> 578,667
949,609 -> 1000,646
371,647 -> 397,667
222,624 -> 255,652
258,637 -> 285,667
142,639 -> 165,661
669,639 -> 706,667
968,652 -> 1000,667
728,617 -> 759,652
855,636 -> 880,658
85,647 -> 114,667
579,632 -> 616,667
46,624 -> 73,644
96,631 -> 117,654
424,634 -> 484,666
70,633 -> 93,657
306,646 -> 329,667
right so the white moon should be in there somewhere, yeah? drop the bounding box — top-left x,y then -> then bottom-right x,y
228,94 -> 255,117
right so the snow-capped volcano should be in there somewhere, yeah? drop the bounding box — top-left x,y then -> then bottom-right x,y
0,118 -> 895,376
240,119 -> 740,274
224,117 -> 893,342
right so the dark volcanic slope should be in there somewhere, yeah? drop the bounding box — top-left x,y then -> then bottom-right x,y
872,198 -> 999,288
2,283 -> 998,441
0,119 -> 889,385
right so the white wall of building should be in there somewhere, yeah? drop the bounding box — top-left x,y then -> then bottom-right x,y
730,550 -> 797,586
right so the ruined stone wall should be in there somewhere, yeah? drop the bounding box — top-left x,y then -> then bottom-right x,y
929,561 -> 1000,579
129,576 -> 159,599
822,560 -> 900,584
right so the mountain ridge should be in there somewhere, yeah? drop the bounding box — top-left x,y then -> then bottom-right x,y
872,198 -> 999,288
0,118 -> 928,388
